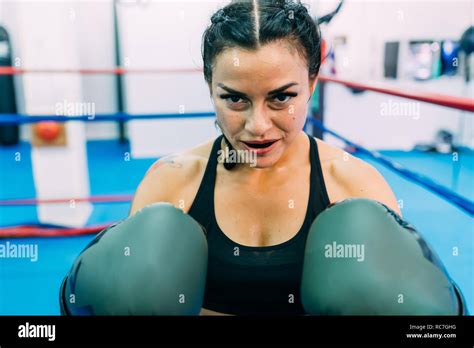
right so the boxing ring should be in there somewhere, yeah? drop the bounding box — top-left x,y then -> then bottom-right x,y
0,67 -> 472,315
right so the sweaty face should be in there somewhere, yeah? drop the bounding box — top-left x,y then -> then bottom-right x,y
210,40 -> 316,169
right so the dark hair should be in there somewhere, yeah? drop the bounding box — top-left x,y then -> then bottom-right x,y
202,0 -> 321,86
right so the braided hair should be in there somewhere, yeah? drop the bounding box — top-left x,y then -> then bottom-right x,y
202,0 -> 321,86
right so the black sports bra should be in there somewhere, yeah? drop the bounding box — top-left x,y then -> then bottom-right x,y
188,134 -> 331,315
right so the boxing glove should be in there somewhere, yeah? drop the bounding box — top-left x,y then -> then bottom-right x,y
60,203 -> 208,315
301,198 -> 465,315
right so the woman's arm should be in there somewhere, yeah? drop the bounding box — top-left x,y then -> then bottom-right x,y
129,153 -> 203,216
330,153 -> 402,217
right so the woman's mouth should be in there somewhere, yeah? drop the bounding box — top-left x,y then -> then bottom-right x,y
240,139 -> 280,155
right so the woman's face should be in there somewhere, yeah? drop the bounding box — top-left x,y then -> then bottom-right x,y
210,40 -> 317,169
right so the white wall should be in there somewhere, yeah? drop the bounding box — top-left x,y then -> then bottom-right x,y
1,0 -> 92,226
75,0 -> 120,141
317,0 -> 473,79
117,1 -> 223,157
315,0 -> 473,149
322,78 -> 473,150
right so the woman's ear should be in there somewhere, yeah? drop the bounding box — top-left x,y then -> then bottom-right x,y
307,76 -> 318,103
309,76 -> 318,96
208,84 -> 213,97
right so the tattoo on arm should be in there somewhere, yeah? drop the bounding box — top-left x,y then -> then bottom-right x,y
147,155 -> 182,175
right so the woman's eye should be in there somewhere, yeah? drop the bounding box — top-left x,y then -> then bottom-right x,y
272,93 -> 297,104
220,95 -> 245,104
274,94 -> 290,103
219,92 -> 297,107
229,96 -> 243,103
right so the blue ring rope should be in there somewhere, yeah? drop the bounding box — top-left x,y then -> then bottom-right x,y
307,117 -> 474,216
0,112 -> 216,124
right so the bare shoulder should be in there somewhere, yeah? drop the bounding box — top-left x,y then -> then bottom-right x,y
314,137 -> 371,178
314,137 -> 402,216
129,139 -> 215,216
313,137 -> 346,163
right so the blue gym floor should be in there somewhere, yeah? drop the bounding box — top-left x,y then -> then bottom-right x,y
0,138 -> 472,315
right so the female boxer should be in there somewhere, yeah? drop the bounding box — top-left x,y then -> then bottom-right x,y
60,0 -> 464,316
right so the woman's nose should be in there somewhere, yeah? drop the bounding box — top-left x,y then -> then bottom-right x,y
244,108 -> 273,136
